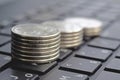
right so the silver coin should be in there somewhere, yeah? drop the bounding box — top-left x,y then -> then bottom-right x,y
61,41 -> 83,48
12,53 -> 59,63
61,32 -> 83,37
61,36 -> 83,41
12,46 -> 60,55
12,35 -> 60,44
42,20 -> 83,33
12,38 -> 60,47
11,23 -> 60,39
12,50 -> 59,59
12,42 -> 60,51
60,22 -> 83,33
12,32 -> 61,40
61,34 -> 84,39
61,39 -> 82,44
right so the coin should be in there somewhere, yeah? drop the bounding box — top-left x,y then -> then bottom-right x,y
12,38 -> 60,47
42,20 -> 83,33
12,42 -> 60,51
61,32 -> 83,38
12,46 -> 60,55
11,23 -> 60,39
60,23 -> 83,33
61,39 -> 82,44
61,36 -> 83,41
12,50 -> 59,59
12,53 -> 59,63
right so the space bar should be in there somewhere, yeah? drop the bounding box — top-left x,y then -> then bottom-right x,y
101,22 -> 120,40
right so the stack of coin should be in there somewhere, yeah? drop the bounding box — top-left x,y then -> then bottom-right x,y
42,21 -> 83,48
82,19 -> 102,37
11,23 -> 60,63
65,18 -> 102,37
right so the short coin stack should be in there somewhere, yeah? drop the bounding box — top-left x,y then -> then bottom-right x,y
61,22 -> 83,48
42,21 -> 83,48
11,23 -> 60,63
81,19 -> 102,37
65,18 -> 102,37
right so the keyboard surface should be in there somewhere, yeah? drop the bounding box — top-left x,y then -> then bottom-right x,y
1,0 -> 120,80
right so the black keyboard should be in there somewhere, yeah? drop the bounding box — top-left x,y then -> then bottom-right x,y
0,0 -> 120,80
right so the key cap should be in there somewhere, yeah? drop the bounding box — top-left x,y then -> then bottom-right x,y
88,38 -> 120,50
95,71 -> 120,80
0,43 -> 11,55
12,61 -> 57,74
1,27 -> 11,35
101,22 -> 120,40
115,48 -> 120,58
0,35 -> 11,46
75,46 -> 112,61
43,70 -> 88,80
0,68 -> 39,80
60,57 -> 101,75
58,49 -> 72,61
105,58 -> 120,73
0,20 -> 13,27
0,54 -> 11,69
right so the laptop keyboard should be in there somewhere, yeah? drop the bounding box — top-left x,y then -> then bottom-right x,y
0,0 -> 120,80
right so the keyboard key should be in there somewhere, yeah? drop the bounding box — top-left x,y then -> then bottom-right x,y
88,38 -> 120,50
0,68 -> 39,80
1,27 -> 11,35
75,46 -> 112,61
58,49 -> 72,61
0,35 -> 11,46
0,20 -> 13,27
43,70 -> 88,80
105,58 -> 120,73
60,57 -> 101,75
101,22 -> 120,40
0,43 -> 11,55
95,71 -> 120,80
12,61 -> 57,74
0,54 -> 11,69
116,48 -> 120,58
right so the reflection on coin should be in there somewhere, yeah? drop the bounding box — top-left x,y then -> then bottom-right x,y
11,23 -> 60,39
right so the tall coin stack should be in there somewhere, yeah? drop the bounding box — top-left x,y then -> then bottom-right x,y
11,23 -> 60,63
42,21 -> 83,48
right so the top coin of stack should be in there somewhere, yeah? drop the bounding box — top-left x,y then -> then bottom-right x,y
65,18 -> 102,37
41,21 -> 83,48
11,23 -> 61,63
